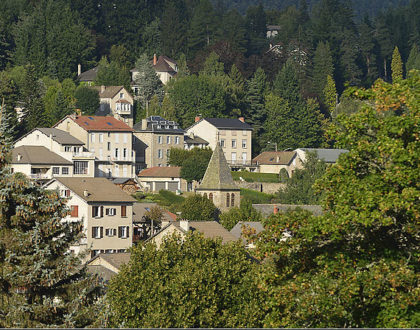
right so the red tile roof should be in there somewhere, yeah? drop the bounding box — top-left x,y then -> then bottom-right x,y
73,116 -> 133,131
138,166 -> 181,178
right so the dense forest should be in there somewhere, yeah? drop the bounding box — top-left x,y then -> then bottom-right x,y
0,0 -> 419,153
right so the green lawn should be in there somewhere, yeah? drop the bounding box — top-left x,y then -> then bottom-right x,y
231,171 -> 279,183
133,190 -> 185,211
240,188 -> 275,204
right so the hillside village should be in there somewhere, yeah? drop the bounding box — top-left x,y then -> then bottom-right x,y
0,0 -> 419,328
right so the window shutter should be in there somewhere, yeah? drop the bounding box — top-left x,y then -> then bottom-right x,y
100,206 -> 104,217
118,227 -> 122,238
92,207 -> 95,217
113,228 -> 117,236
65,190 -> 70,197
121,205 -> 126,217
105,208 -> 109,216
100,227 -> 103,238
126,226 -> 129,238
71,205 -> 78,217
92,228 -> 95,238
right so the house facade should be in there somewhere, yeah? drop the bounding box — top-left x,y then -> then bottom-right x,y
133,116 -> 184,172
92,86 -> 134,127
253,151 -> 298,177
45,177 -> 136,259
185,117 -> 253,166
54,115 -> 136,178
137,166 -> 189,192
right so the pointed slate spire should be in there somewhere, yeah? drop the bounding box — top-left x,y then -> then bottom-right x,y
198,143 -> 239,190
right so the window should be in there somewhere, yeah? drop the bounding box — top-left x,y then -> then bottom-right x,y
123,148 -> 127,159
242,139 -> 247,148
175,136 -> 180,144
118,226 -> 129,238
99,148 -> 103,159
36,134 -> 39,140
107,142 -> 111,151
64,146 -> 71,152
158,136 -> 163,144
108,132 -> 111,137
73,146 -> 80,154
220,139 -> 225,147
105,249 -> 114,254
105,208 -> 116,216
123,166 -> 127,177
123,133 -> 128,143
62,167 -> 69,175
99,133 -> 103,143
92,206 -> 103,218
115,148 -> 119,159
115,133 -> 119,143
158,149 -> 163,159
232,131 -> 237,136
105,228 -> 117,237
119,92 -> 124,98
209,193 -> 213,202
91,133 -> 95,143
232,139 -> 237,148
115,165 -> 119,177
92,226 -> 103,239
242,130 -> 247,136
121,205 -> 127,217
70,205 -> 78,217
226,193 -> 230,207
52,167 -> 60,175
166,149 -> 170,157
74,161 -> 88,174
61,189 -> 70,198
231,193 -> 235,207
220,130 -> 226,136
166,136 -> 171,144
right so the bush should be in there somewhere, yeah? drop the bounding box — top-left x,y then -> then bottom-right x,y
279,168 -> 289,183
219,198 -> 263,230
231,171 -> 279,183
74,85 -> 99,115
240,189 -> 275,204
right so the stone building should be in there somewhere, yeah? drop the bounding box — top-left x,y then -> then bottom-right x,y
196,143 -> 240,211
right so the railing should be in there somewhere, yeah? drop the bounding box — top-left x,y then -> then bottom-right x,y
116,108 -> 132,114
226,160 -> 258,167
30,173 -> 49,179
72,151 -> 95,158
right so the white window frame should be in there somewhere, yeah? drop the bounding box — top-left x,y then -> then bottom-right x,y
158,149 -> 163,159
242,139 -> 247,148
99,133 -> 103,143
220,139 -> 225,147
52,167 -> 60,175
115,133 -> 119,143
64,146 -> 71,152
123,133 -> 128,143
175,136 -> 180,144
158,136 -> 163,144
62,167 -> 69,175
91,133 -> 95,143
232,139 -> 237,148
166,136 -> 171,144
92,226 -> 103,239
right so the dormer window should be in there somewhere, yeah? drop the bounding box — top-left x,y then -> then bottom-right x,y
120,92 -> 124,98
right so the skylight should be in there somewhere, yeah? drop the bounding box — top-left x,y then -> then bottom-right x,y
107,122 -> 113,126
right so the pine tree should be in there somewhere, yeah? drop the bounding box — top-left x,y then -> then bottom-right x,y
375,16 -> 394,80
0,107 -> 102,327
312,41 -> 334,99
161,0 -> 188,58
340,29 -> 362,86
406,44 -> 420,73
0,71 -> 19,139
176,53 -> 190,78
200,52 -> 225,76
139,18 -> 162,58
134,53 -> 163,112
245,67 -> 266,135
51,90 -> 72,124
358,17 -> 378,84
21,65 -> 48,133
323,74 -> 337,115
391,46 -> 403,82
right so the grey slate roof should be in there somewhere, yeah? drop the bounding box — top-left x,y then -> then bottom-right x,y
78,66 -> 98,82
51,177 -> 136,203
184,135 -> 209,145
299,148 -> 349,163
37,128 -> 84,145
253,151 -> 296,165
252,204 -> 323,217
197,143 -> 239,191
86,265 -> 116,283
12,146 -> 73,165
204,118 -> 253,130
230,221 -> 264,241
133,116 -> 184,134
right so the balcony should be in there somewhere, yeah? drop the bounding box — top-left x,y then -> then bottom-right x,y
72,151 -> 95,159
30,173 -> 50,180
226,160 -> 258,169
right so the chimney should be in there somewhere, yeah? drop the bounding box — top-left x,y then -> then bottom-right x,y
75,108 -> 81,116
153,54 -> 157,66
83,190 -> 89,197
195,116 -> 201,122
276,156 -> 280,163
238,117 -> 245,123
180,219 -> 189,232
101,85 -> 105,93
77,64 -> 81,76
141,118 -> 148,130
273,205 -> 278,215
189,132 -> 195,139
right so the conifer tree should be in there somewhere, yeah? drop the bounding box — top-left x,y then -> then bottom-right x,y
176,53 -> 190,78
161,0 -> 188,58
0,108 -> 102,327
323,74 -> 337,115
0,71 -> 19,139
358,17 -> 378,84
405,44 -> 420,72
312,41 -> 334,99
245,67 -> 266,131
200,52 -> 225,76
391,46 -> 403,81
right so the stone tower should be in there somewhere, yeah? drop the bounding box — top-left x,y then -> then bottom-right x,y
196,143 -> 240,211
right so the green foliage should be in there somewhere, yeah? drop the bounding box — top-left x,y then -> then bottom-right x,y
323,74 -> 337,114
312,41 -> 334,98
139,18 -> 162,58
240,188 -> 274,204
74,85 -> 99,115
94,56 -> 131,89
200,52 -> 225,76
231,171 -> 279,183
245,67 -> 267,134
180,194 -> 216,221
134,53 -> 162,110
219,198 -> 263,230
107,233 -> 265,328
168,147 -> 212,183
0,111 -> 102,327
277,152 -> 327,205
161,0 -> 188,58
279,168 -> 289,183
406,44 -> 420,73
391,46 -> 403,82
0,71 -> 19,139
253,72 -> 420,328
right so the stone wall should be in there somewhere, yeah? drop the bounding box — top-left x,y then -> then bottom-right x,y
234,181 -> 285,194
253,203 -> 323,217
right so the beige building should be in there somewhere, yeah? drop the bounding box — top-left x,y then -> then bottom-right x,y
11,146 -> 74,181
137,166 -> 188,192
44,177 -> 136,259
196,143 -> 240,211
185,117 -> 253,167
92,86 -> 134,127
13,127 -> 95,177
253,151 -> 298,177
54,115 -> 136,178
133,116 -> 184,172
